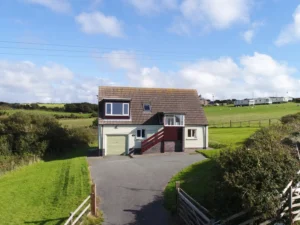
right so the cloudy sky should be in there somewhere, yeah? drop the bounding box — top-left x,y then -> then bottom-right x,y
1,0 -> 300,103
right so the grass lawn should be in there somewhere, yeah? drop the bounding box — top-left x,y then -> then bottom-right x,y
0,149 -> 90,225
0,109 -> 92,118
60,118 -> 95,128
38,103 -> 65,108
204,102 -> 300,124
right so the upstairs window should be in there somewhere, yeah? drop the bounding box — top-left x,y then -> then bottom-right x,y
105,102 -> 129,116
164,115 -> 185,126
143,104 -> 151,112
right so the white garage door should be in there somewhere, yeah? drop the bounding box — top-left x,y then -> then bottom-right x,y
107,135 -> 127,155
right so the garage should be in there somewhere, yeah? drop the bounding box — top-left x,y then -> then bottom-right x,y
106,135 -> 127,155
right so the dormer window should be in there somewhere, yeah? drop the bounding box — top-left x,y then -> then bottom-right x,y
105,102 -> 129,116
143,104 -> 151,112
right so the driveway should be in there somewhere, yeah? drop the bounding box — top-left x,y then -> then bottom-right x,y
88,153 -> 205,225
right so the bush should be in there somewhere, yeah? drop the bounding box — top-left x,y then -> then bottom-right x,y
0,112 -> 94,173
281,113 -> 300,124
214,147 -> 299,219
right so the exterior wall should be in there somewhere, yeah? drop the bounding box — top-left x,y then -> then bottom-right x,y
184,126 -> 208,149
164,127 -> 183,141
99,124 -> 163,156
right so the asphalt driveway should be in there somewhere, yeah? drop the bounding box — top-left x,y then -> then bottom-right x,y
88,153 -> 205,225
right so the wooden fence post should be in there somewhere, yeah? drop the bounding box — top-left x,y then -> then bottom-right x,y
230,120 -> 232,127
175,181 -> 180,213
91,183 -> 97,217
289,184 -> 293,225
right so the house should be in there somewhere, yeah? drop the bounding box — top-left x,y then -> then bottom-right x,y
97,86 -> 208,156
199,95 -> 209,106
270,97 -> 289,104
254,98 -> 272,105
234,99 -> 255,106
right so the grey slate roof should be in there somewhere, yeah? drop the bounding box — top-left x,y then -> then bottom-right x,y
98,86 -> 208,125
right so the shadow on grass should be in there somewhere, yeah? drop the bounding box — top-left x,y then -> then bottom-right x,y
44,146 -> 97,162
124,195 -> 174,225
24,217 -> 68,225
164,159 -> 219,215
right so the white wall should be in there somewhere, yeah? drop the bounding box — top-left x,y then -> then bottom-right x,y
184,126 -> 208,149
98,125 -> 163,155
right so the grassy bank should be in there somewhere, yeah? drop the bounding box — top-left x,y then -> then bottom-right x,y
204,102 -> 299,124
0,149 -> 90,225
0,109 -> 92,118
60,118 -> 95,128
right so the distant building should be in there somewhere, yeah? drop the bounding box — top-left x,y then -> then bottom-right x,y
199,95 -> 209,106
234,99 -> 255,106
270,97 -> 289,104
254,98 -> 272,105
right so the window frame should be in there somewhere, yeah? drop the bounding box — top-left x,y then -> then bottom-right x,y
164,114 -> 185,127
143,104 -> 151,112
136,128 -> 146,139
105,102 -> 130,116
187,129 -> 197,139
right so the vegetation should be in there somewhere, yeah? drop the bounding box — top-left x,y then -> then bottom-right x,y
0,112 -> 95,174
0,148 -> 91,225
204,102 -> 300,124
60,118 -> 96,128
165,113 -> 300,222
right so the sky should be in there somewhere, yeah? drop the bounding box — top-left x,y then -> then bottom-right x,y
1,0 -> 300,103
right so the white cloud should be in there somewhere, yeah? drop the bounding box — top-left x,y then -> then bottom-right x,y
102,51 -> 138,71
125,0 -> 178,14
275,5 -> 300,46
102,50 -> 300,100
0,60 -> 114,103
168,19 -> 191,36
180,0 -> 251,29
242,21 -> 264,43
24,0 -> 71,13
75,12 -> 124,37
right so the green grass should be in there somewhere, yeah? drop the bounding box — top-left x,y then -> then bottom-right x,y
204,102 -> 300,124
164,159 -> 217,213
0,149 -> 90,225
38,103 -> 65,108
0,109 -> 92,118
60,118 -> 95,128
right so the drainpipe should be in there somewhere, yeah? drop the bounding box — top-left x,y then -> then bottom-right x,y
203,125 -> 207,149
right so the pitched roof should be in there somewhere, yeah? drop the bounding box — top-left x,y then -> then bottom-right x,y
98,86 -> 208,125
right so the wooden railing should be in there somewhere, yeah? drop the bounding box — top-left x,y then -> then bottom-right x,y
141,128 -> 164,153
64,183 -> 97,225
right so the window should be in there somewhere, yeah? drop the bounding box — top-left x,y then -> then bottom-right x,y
187,129 -> 197,138
164,115 -> 185,126
105,102 -> 129,116
136,129 -> 146,139
143,104 -> 151,112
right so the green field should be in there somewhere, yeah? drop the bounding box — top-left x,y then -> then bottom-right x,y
60,118 -> 95,128
0,109 -> 92,118
38,103 -> 65,108
204,102 -> 300,124
0,149 -> 90,225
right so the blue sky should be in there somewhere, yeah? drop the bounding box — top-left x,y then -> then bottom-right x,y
1,0 -> 300,103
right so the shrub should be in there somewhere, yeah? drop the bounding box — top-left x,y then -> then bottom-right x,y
92,118 -> 98,127
281,113 -> 300,124
214,147 -> 299,219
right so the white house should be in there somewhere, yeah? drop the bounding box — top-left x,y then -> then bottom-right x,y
234,99 -> 255,106
254,98 -> 272,105
270,97 -> 289,104
97,86 -> 209,156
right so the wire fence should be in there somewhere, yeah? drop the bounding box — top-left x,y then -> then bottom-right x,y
209,118 -> 281,128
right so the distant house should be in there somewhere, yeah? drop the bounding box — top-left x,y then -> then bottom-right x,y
199,95 -> 209,106
270,97 -> 289,104
98,86 -> 209,156
234,99 -> 255,106
254,98 -> 272,105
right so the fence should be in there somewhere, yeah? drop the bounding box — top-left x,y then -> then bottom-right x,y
64,183 -> 97,225
209,118 -> 281,128
176,171 -> 300,225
